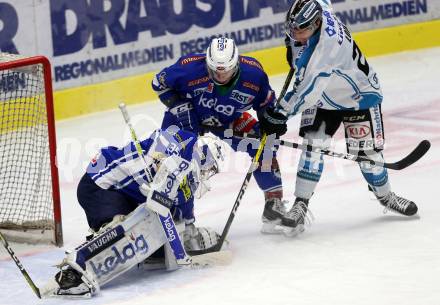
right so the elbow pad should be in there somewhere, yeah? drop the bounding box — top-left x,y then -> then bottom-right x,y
159,92 -> 180,108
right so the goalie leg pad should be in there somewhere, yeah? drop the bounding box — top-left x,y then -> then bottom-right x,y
44,203 -> 168,298
158,213 -> 192,266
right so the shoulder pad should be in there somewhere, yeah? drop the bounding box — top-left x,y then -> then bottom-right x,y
239,56 -> 264,71
180,55 -> 206,66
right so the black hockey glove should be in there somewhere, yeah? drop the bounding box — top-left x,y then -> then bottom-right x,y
285,35 -> 293,68
257,107 -> 288,138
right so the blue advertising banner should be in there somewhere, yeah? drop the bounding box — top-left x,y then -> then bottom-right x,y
0,0 -> 438,90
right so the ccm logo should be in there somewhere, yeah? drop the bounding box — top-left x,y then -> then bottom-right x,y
346,124 -> 370,139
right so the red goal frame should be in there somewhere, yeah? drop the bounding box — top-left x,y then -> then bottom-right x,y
0,56 -> 63,246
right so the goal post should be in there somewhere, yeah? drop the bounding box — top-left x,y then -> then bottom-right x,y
0,53 -> 63,247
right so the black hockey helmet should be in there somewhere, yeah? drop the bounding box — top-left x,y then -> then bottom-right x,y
285,0 -> 323,38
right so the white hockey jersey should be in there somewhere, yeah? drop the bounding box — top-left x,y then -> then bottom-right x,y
279,0 -> 383,116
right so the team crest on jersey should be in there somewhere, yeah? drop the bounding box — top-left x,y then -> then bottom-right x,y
181,56 -> 205,65
230,90 -> 254,104
188,76 -> 209,87
242,82 -> 260,92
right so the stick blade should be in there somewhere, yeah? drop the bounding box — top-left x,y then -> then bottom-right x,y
386,140 -> 431,170
186,243 -> 222,256
190,250 -> 232,267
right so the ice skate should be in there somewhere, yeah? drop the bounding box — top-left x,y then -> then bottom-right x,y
281,198 -> 312,237
378,192 -> 418,216
41,267 -> 94,299
261,198 -> 287,234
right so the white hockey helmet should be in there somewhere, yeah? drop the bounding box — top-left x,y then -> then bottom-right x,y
206,37 -> 239,85
192,135 -> 225,198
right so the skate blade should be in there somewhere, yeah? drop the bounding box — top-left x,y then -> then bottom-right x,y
261,223 -> 285,234
282,224 -> 305,237
40,279 -> 92,299
261,220 -> 285,234
189,250 -> 233,268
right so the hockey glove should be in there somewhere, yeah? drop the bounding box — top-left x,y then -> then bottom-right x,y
257,107 -> 288,138
183,224 -> 220,251
168,102 -> 199,133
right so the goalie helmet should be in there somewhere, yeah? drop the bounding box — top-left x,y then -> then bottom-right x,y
206,37 -> 239,85
285,0 -> 322,39
192,136 -> 225,198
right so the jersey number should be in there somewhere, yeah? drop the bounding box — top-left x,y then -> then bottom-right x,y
352,41 -> 370,76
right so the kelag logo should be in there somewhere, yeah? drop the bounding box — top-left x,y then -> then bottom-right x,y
90,234 -> 149,279
49,0 -> 289,57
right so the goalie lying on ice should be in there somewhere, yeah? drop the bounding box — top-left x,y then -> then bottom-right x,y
41,128 -> 225,298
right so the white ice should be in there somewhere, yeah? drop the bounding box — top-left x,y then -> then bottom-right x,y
1,47 -> 440,305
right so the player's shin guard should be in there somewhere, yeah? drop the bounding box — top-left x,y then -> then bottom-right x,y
359,152 -> 391,198
359,153 -> 417,215
254,158 -> 287,233
253,157 -> 283,196
294,149 -> 324,200
294,127 -> 330,200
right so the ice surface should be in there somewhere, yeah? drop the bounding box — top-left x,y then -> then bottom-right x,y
1,47 -> 440,305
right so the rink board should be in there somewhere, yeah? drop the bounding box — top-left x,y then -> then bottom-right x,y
53,19 -> 440,120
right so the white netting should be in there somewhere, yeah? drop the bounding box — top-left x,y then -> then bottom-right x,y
0,53 -> 55,236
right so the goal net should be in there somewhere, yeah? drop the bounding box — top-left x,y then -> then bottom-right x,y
0,53 -> 63,246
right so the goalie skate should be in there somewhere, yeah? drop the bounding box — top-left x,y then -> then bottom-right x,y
40,267 -> 95,299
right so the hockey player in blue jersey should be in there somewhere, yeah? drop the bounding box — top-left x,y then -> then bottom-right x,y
259,0 -> 418,236
78,128 -> 207,231
42,128 -> 225,297
152,37 -> 288,233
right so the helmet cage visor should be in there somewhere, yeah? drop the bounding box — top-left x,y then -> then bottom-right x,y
285,1 -> 322,40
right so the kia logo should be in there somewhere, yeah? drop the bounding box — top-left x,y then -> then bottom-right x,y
346,124 -> 370,139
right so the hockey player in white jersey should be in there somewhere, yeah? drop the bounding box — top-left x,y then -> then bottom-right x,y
41,128 -> 225,298
259,0 -> 418,236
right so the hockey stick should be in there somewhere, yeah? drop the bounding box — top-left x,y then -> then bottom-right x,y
118,103 -> 157,182
202,126 -> 431,170
187,68 -> 296,256
187,134 -> 268,256
0,231 -> 41,299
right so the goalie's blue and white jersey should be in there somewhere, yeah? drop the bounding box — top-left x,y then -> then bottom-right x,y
86,129 -> 197,205
280,0 -> 383,116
